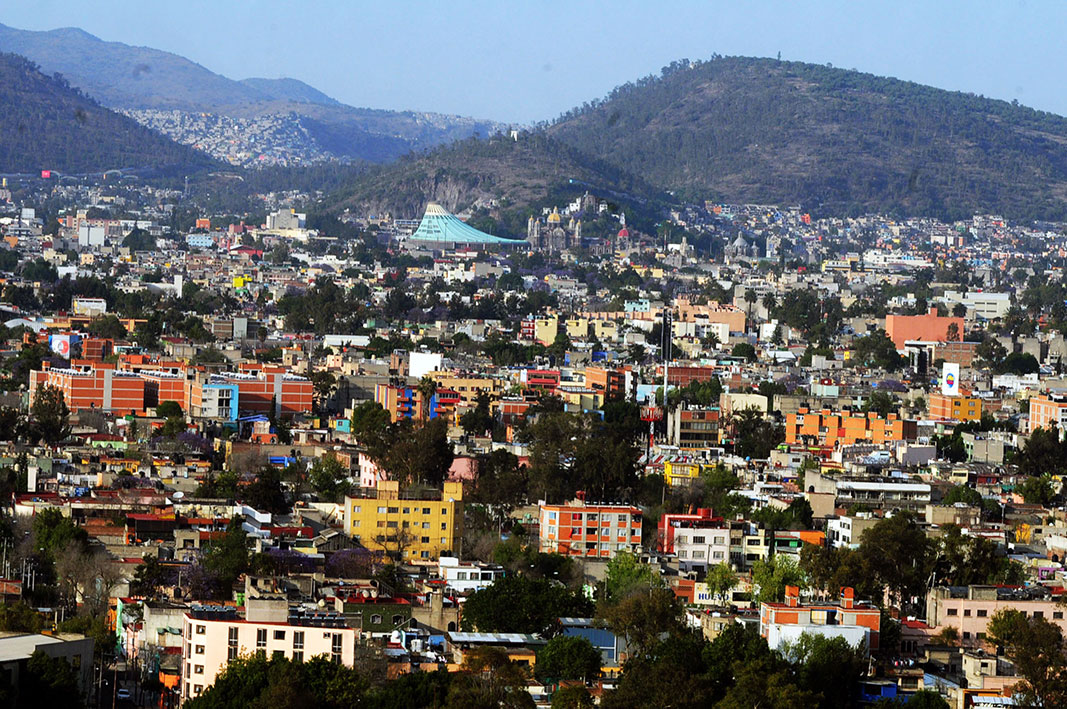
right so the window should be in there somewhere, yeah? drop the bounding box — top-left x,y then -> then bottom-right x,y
977,609 -> 987,618
228,626 -> 238,661
256,629 -> 267,648
693,536 -> 706,544
422,536 -> 430,543
370,614 -> 382,625
195,645 -> 205,654
1033,611 -> 1044,619
293,651 -> 303,663
441,522 -> 448,530
421,551 -> 429,558
962,632 -> 971,640
963,609 -> 971,617
1055,612 -> 1064,620
293,631 -> 304,649
947,608 -> 958,616
195,625 -> 206,635
693,550 -> 706,559
457,571 -> 468,580
388,507 -> 399,514
332,633 -> 343,664
194,665 -> 203,674
194,685 -> 203,696
422,522 -> 430,529
441,537 -> 447,544
392,615 -> 403,626
403,507 -> 410,514
377,506 -> 387,514
423,508 -> 431,514
351,506 -> 361,513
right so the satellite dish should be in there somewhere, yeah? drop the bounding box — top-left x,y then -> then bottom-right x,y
172,492 -> 185,499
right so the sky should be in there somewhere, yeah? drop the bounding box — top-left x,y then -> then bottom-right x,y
2,1 -> 1064,124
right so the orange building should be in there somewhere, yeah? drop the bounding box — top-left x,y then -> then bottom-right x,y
885,307 -> 964,349
30,361 -> 145,415
538,497 -> 642,559
140,369 -> 188,410
928,393 -> 982,422
205,364 -> 313,417
1028,393 -> 1067,433
583,366 -> 626,400
784,407 -> 917,447
760,586 -> 881,650
374,383 -> 460,423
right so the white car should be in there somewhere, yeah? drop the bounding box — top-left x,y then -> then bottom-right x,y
116,689 -> 132,701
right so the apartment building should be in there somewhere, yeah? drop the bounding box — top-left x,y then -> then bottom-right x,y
373,383 -> 460,423
926,585 -> 1067,648
667,406 -> 720,449
657,508 -> 729,573
180,601 -> 357,704
760,586 -> 881,652
538,497 -> 642,559
784,407 -> 917,447
1027,393 -> 1067,433
927,393 -> 982,422
807,471 -> 932,510
30,361 -> 145,415
343,480 -> 464,562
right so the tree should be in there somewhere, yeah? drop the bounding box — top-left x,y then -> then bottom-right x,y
461,575 -> 593,634
851,330 -> 905,370
417,375 -> 438,422
601,587 -> 685,656
371,418 -> 454,488
536,636 -> 602,682
705,562 -> 737,604
863,390 -> 898,418
1017,474 -> 1056,505
132,554 -> 171,598
244,466 -> 290,514
157,400 -> 183,418
30,384 -> 71,446
17,650 -> 82,709
987,608 -> 1067,707
1016,426 -> 1067,478
731,342 -> 757,362
309,455 -> 350,502
201,518 -> 250,595
752,555 -> 806,603
603,551 -> 663,603
87,314 -> 127,339
858,512 -> 931,610
551,685 -> 595,709
350,400 -> 391,443
460,390 -> 496,437
785,632 -> 866,708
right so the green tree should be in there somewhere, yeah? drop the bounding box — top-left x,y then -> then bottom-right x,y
752,555 -> 806,603
535,636 -> 602,681
460,390 -> 497,436
786,632 -> 866,708
309,455 -> 350,502
863,390 -> 898,417
705,562 -> 738,604
858,512 -> 931,610
1017,474 -> 1056,505
19,650 -> 82,709
603,551 -> 663,603
461,574 -> 593,634
350,400 -> 391,443
987,608 -> 1067,707
202,518 -> 250,593
601,587 -> 685,657
30,384 -> 71,446
851,330 -> 905,370
86,314 -> 127,339
731,342 -> 757,362
157,400 -> 183,418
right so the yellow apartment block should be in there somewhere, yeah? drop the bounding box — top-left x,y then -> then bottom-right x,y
430,372 -> 504,406
344,480 -> 464,562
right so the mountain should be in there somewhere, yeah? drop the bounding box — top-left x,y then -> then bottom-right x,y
327,131 -> 665,235
0,23 -> 503,166
0,52 -> 216,174
548,57 -> 1067,221
239,77 -> 341,106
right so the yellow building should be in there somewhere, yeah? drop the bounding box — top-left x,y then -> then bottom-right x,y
564,318 -> 590,340
534,317 -> 558,346
928,393 -> 982,422
664,459 -> 703,487
591,320 -> 619,341
344,480 -> 464,562
430,371 -> 504,406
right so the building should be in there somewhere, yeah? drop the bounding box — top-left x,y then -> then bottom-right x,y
436,556 -> 505,594
885,307 -> 964,349
0,633 -> 95,702
806,471 -> 932,510
668,406 -> 721,449
180,601 -> 357,703
30,361 -> 145,415
926,586 -> 1067,649
374,383 -> 460,423
826,514 -> 879,549
1027,393 -> 1067,433
928,393 -> 983,422
760,586 -> 881,652
657,508 -> 729,573
343,480 -> 464,562
785,407 -> 917,447
538,497 -> 642,558
194,365 -> 312,417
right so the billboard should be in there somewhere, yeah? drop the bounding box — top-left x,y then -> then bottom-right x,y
50,334 -> 72,357
941,362 -> 960,396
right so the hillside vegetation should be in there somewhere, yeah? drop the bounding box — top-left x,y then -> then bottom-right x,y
0,52 -> 216,174
327,132 -> 665,235
549,56 -> 1067,221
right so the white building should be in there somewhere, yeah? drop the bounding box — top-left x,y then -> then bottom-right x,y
675,528 -> 730,573
181,600 -> 357,704
436,556 -> 506,594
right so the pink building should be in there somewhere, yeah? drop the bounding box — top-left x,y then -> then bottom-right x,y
926,585 -> 1067,649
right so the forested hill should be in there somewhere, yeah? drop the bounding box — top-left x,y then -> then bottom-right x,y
548,56 -> 1067,221
0,52 -> 216,175
327,131 -> 666,235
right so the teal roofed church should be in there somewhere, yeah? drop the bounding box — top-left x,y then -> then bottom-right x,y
409,202 -> 521,247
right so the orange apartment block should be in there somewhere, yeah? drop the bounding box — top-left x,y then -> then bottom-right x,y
785,407 -> 917,447
928,393 -> 983,422
374,383 -> 460,423
538,497 -> 642,559
885,307 -> 964,349
583,366 -> 626,400
1028,393 -> 1067,433
140,369 -> 188,410
30,361 -> 146,415
208,364 -> 313,417
760,586 -> 881,650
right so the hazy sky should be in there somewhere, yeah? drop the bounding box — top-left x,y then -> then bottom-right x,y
2,1 -> 1063,123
